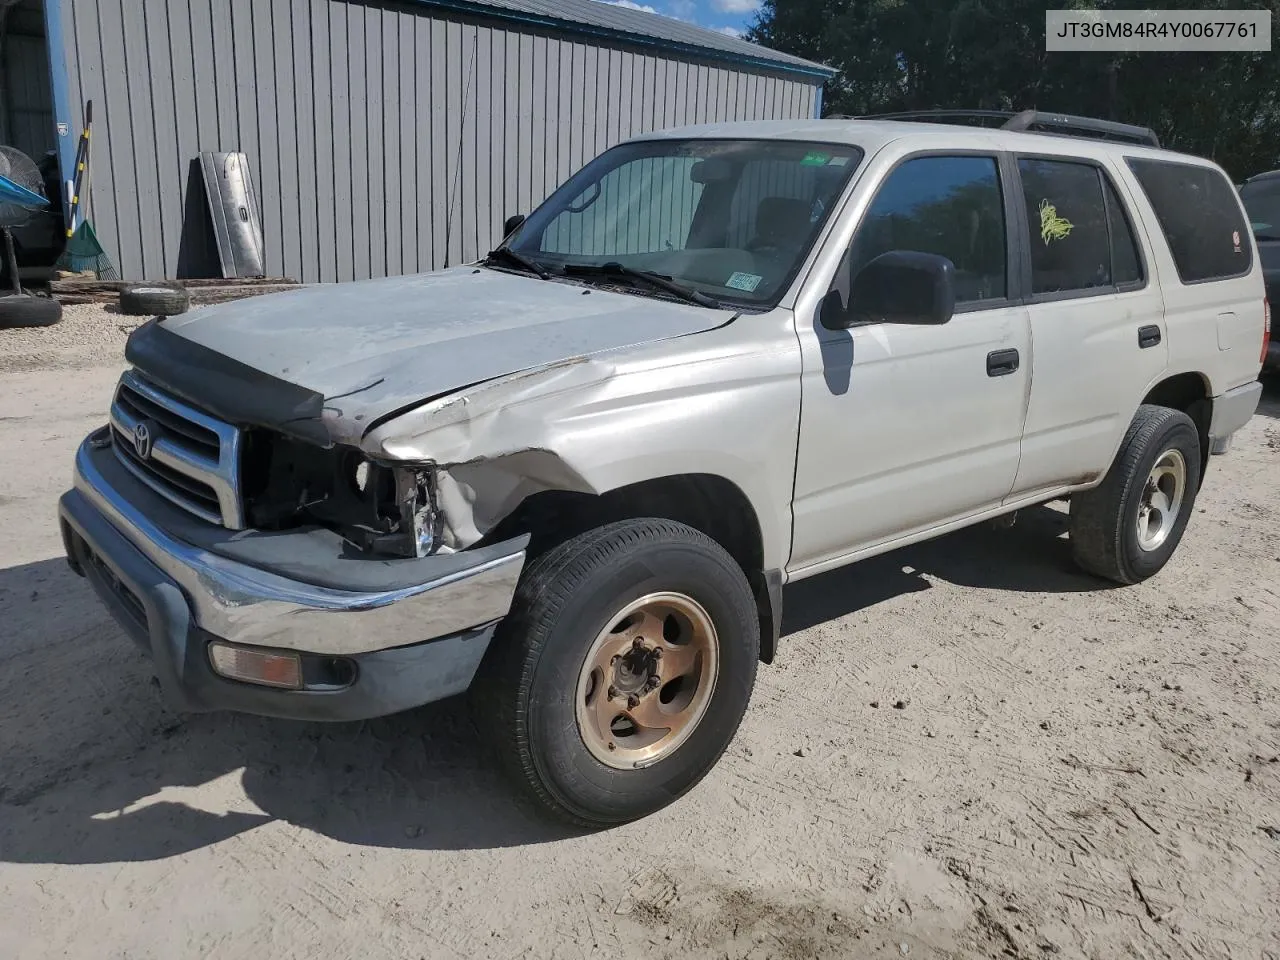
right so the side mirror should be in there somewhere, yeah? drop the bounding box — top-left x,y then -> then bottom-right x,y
823,251 -> 957,330
502,214 -> 526,238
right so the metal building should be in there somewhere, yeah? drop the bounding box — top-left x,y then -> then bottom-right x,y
8,0 -> 833,283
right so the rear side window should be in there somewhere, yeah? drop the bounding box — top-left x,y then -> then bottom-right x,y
1018,158 -> 1114,295
1126,158 -> 1251,283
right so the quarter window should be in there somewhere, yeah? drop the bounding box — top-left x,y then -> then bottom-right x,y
845,155 -> 1007,305
1104,177 -> 1143,286
1126,158 -> 1252,283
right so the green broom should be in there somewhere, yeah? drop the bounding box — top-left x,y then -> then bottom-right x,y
55,101 -> 119,279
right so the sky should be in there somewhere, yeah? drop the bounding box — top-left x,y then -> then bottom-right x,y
596,0 -> 762,39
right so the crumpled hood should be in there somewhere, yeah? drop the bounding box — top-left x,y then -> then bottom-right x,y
157,267 -> 734,434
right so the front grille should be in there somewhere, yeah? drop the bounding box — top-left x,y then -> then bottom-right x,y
109,371 -> 244,528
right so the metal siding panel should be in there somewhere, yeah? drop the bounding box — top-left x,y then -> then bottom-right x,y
663,59 -> 677,129
140,1 -> 182,278
364,6 -> 385,277
474,26 -> 495,257
273,0 -> 301,280
606,48 -> 622,146
414,15 -> 435,270
291,0 -> 320,284
312,0 -> 337,282
651,54 -> 667,135
502,29 -> 520,233
460,23 -> 479,262
346,2 -> 369,280
96,0 -> 141,279
555,40 -> 572,184
229,0 -> 259,181
617,49 -> 633,140
581,44 -> 599,164
398,9 -> 418,274
381,8 -> 401,276
488,29 -> 508,247
430,17 -> 448,268
545,37 -> 562,197
529,33 -> 547,206
448,20 -> 468,267
247,0 -> 282,278
208,0 -> 239,148
516,32 -> 534,213
328,2 -> 352,280
566,42 -> 583,175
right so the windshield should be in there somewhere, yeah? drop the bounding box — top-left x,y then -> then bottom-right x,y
504,138 -> 864,306
1239,177 -> 1280,238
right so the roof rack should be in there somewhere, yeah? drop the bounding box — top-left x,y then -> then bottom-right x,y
844,109 -> 1161,148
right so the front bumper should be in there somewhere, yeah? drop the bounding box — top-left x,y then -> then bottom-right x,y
58,431 -> 527,721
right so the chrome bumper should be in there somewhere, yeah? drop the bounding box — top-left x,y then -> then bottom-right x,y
63,433 -> 526,657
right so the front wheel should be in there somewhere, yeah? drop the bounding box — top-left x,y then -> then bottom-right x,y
1070,404 -> 1201,584
472,519 -> 759,827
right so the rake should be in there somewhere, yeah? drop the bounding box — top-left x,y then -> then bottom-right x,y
55,100 -> 119,279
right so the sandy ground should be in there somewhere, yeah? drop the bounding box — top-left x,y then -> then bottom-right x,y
1,306 -> 1278,960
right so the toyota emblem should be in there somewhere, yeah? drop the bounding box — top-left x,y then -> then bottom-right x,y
133,421 -> 156,461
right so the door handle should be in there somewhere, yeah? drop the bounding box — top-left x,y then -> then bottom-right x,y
1138,325 -> 1162,349
986,348 -> 1020,377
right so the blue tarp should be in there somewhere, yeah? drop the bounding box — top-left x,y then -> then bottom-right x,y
0,173 -> 48,210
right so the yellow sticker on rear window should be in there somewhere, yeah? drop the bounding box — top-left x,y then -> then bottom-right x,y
1039,199 -> 1074,245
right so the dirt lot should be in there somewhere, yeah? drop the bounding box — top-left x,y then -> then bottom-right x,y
2,306 -> 1278,960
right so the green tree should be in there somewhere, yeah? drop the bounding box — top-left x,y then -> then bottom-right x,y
747,0 -> 1280,178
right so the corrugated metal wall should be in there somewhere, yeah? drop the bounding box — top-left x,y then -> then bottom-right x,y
58,0 -> 822,282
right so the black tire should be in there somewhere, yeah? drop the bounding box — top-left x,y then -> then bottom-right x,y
119,284 -> 190,316
472,519 -> 760,827
1070,404 -> 1201,584
0,294 -> 62,329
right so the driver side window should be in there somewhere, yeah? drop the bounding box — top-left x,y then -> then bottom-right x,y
836,155 -> 1007,308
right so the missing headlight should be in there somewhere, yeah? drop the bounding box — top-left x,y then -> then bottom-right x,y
339,464 -> 440,558
240,430 -> 441,559
397,466 -> 441,558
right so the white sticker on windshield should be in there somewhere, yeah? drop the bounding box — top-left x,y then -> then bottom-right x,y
726,271 -> 763,292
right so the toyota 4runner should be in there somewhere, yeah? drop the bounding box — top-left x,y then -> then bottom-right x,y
59,111 -> 1268,826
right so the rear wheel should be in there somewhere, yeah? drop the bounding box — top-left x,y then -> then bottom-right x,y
1070,404 -> 1201,584
473,519 -> 759,827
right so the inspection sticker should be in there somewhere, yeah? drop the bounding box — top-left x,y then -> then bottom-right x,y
725,271 -> 763,292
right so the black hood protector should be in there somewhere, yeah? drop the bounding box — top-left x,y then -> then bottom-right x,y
126,319 -> 333,447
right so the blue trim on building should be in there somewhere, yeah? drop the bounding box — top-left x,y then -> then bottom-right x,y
40,0 -> 77,223
814,86 -> 824,119
407,0 -> 836,81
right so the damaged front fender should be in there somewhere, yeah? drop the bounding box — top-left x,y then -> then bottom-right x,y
360,316 -> 803,569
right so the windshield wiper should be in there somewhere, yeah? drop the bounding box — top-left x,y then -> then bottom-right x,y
483,246 -> 551,279
561,262 -> 720,308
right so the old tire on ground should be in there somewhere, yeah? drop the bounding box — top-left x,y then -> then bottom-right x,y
0,294 -> 62,329
119,284 -> 190,316
472,519 -> 760,827
1070,404 -> 1201,585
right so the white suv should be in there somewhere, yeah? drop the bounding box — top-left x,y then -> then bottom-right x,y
60,111 -> 1267,826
